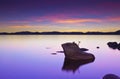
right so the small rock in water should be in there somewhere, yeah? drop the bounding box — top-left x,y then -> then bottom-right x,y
107,42 -> 118,49
107,42 -> 120,50
46,47 -> 51,49
97,46 -> 100,49
51,53 -> 57,55
56,51 -> 64,53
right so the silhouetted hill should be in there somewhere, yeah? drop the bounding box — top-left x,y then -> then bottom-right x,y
0,30 -> 120,35
115,30 -> 120,34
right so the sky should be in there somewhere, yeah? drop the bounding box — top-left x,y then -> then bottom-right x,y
0,0 -> 120,32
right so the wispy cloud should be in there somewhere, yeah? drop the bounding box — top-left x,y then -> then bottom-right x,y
5,15 -> 120,25
11,25 -> 32,28
108,17 -> 120,21
54,18 -> 102,23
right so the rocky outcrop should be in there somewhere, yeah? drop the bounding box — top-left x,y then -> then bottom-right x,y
61,42 -> 95,60
107,42 -> 120,50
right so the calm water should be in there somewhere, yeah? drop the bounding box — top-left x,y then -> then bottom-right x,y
0,35 -> 120,79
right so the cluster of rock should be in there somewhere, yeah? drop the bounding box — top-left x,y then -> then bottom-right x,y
61,42 -> 120,78
107,42 -> 120,50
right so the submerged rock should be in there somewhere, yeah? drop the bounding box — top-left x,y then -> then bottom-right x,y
103,74 -> 120,79
61,42 -> 95,60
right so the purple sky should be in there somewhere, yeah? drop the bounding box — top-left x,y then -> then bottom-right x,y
0,0 -> 120,32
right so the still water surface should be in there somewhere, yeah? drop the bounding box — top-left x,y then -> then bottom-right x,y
0,35 -> 120,79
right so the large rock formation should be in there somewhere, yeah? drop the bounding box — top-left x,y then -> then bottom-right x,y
61,42 -> 95,60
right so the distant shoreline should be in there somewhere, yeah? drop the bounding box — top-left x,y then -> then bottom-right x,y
0,34 -> 120,35
0,30 -> 120,35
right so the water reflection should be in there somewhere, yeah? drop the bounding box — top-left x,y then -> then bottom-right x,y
62,57 -> 95,73
0,35 -> 120,79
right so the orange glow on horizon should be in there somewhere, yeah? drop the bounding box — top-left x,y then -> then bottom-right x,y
55,18 -> 102,23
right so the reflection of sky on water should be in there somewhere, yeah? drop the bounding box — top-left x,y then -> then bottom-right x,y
0,35 -> 120,79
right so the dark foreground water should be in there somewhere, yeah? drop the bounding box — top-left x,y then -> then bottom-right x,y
0,35 -> 120,79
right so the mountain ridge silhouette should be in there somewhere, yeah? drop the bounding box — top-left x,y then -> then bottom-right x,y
0,30 -> 120,35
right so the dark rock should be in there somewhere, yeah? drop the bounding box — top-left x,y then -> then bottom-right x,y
118,43 -> 120,50
56,51 -> 64,53
97,46 -> 100,49
107,42 -> 120,50
103,74 -> 120,79
51,53 -> 57,55
61,42 -> 95,60
62,57 -> 94,73
107,42 -> 118,49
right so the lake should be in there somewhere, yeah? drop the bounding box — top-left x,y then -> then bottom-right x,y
0,35 -> 120,79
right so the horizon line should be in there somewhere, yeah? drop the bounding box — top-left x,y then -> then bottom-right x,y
0,29 -> 120,33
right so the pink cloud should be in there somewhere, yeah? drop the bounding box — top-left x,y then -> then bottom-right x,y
109,17 -> 120,21
11,25 -> 32,28
8,13 -> 120,24
54,18 -> 102,23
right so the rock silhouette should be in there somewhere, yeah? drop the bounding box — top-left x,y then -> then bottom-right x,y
97,46 -> 100,49
118,43 -> 120,50
107,42 -> 120,50
62,42 -> 95,60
